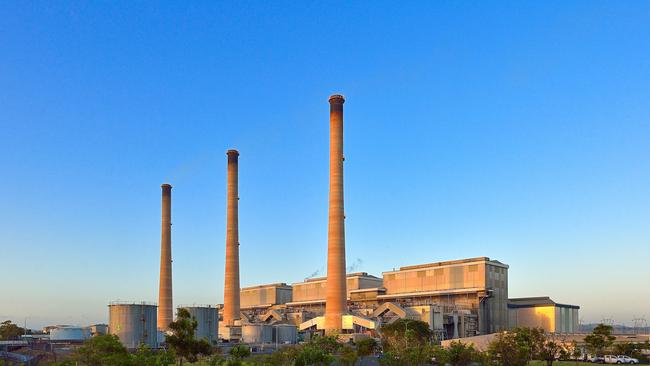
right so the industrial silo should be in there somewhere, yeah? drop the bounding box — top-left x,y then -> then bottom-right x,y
273,324 -> 297,344
108,302 -> 158,349
241,324 -> 273,344
180,305 -> 219,343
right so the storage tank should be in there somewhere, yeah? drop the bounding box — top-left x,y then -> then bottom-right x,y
273,324 -> 297,344
50,326 -> 88,341
108,302 -> 158,349
241,324 -> 273,344
180,305 -> 219,343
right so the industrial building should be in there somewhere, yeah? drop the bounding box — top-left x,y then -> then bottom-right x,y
232,257 -> 509,339
508,296 -> 580,333
381,257 -> 509,334
289,273 -> 383,309
241,283 -> 293,309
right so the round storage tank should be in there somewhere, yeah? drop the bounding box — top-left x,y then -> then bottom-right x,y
108,302 -> 158,349
50,326 -> 87,341
180,306 -> 218,343
241,324 -> 273,344
274,324 -> 297,344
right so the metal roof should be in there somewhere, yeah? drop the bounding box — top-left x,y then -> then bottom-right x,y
508,296 -> 580,309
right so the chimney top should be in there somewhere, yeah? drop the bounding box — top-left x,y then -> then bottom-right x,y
329,94 -> 345,104
226,149 -> 240,157
161,184 -> 172,189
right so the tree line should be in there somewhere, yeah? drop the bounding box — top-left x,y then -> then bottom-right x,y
38,317 -> 650,366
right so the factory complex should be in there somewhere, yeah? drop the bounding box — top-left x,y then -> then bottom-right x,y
102,95 -> 580,349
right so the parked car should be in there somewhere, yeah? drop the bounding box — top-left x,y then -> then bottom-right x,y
617,355 -> 639,364
590,356 -> 605,363
604,355 -> 640,364
604,355 -> 620,364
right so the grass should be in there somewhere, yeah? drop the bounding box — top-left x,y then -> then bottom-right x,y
529,362 -> 594,366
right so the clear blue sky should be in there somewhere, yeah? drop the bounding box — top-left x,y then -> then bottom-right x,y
1,1 -> 649,329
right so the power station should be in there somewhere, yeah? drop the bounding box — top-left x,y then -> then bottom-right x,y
107,94 -> 579,348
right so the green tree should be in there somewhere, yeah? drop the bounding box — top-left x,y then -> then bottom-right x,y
512,327 -> 546,361
0,320 -> 28,340
403,343 -> 436,366
74,334 -> 134,366
539,340 -> 564,366
356,337 -> 379,360
310,334 -> 341,354
208,353 -> 226,366
166,308 -> 212,365
294,344 -> 334,366
380,319 -> 433,352
379,319 -> 435,366
339,344 -> 359,366
437,341 -> 482,366
133,344 -> 177,366
488,331 -> 530,366
230,344 -> 251,360
584,324 -> 615,356
265,346 -> 297,366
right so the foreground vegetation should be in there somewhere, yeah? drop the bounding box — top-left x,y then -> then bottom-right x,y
42,319 -> 649,366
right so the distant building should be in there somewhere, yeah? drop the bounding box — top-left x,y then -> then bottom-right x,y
508,296 -> 579,333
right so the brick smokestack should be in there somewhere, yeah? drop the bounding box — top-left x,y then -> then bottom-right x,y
158,183 -> 173,331
223,149 -> 240,326
325,94 -> 347,332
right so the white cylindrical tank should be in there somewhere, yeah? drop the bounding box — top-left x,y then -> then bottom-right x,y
274,324 -> 297,344
180,306 -> 219,343
108,302 -> 158,349
241,324 -> 273,344
50,326 -> 87,341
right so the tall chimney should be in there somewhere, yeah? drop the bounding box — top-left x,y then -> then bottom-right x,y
325,94 -> 347,332
223,149 -> 240,326
158,184 -> 173,331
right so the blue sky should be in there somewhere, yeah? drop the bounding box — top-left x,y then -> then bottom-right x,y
1,1 -> 649,329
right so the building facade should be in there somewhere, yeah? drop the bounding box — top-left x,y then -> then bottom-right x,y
232,257 -> 511,339
508,297 -> 580,333
240,283 -> 293,309
381,257 -> 509,334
